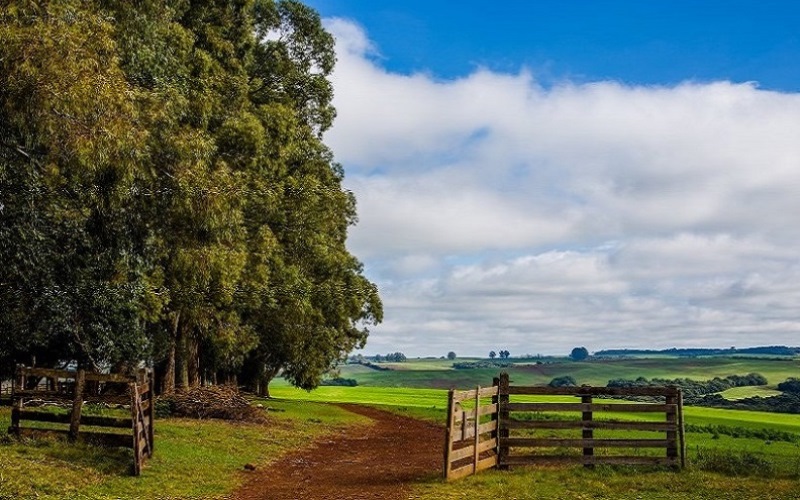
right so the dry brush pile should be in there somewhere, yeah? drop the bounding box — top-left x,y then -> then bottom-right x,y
158,386 -> 267,423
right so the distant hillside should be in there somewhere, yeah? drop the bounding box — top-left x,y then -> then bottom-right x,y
595,346 -> 800,357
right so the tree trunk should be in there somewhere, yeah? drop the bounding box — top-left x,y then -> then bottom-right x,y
258,367 -> 280,398
187,332 -> 201,388
161,313 -> 179,395
175,320 -> 189,390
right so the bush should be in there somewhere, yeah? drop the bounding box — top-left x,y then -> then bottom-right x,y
548,376 -> 577,387
777,378 -> 800,394
320,377 -> 358,387
569,347 -> 589,361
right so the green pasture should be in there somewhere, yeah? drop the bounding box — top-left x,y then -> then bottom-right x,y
719,385 -> 783,400
336,356 -> 799,389
271,385 -> 800,433
0,400 -> 365,499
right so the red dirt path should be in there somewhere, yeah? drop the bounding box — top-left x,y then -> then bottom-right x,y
231,404 -> 444,500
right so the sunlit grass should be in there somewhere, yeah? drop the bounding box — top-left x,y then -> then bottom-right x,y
719,385 -> 783,400
0,400 -> 366,499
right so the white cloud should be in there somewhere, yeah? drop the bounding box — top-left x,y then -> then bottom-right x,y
325,20 -> 800,356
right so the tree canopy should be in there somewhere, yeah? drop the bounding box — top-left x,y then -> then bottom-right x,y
569,347 -> 589,361
0,0 -> 382,394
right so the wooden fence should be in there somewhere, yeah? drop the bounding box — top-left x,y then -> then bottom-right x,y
444,372 -> 686,480
8,366 -> 154,475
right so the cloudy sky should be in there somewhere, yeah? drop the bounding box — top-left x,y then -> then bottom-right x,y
304,1 -> 800,357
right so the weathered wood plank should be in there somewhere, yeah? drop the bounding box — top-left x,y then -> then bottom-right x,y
474,454 -> 498,473
504,402 -> 675,413
17,367 -> 133,383
477,420 -> 497,436
507,386 -> 679,397
502,419 -> 676,431
453,386 -> 500,403
501,455 -> 678,466
450,444 -> 475,462
15,411 -> 132,428
15,428 -> 133,448
501,438 -> 674,448
449,438 -> 497,462
476,403 -> 498,417
447,463 -> 478,481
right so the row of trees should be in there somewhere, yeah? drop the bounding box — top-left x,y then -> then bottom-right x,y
0,0 -> 382,396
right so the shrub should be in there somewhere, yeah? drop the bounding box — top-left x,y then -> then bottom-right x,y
548,376 -> 577,387
320,377 -> 358,387
777,378 -> 800,394
693,448 -> 775,477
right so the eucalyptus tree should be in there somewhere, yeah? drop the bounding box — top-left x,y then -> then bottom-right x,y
0,1 -> 157,374
0,0 -> 382,393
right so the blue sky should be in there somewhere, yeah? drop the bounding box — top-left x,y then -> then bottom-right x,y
301,1 -> 800,357
307,1 -> 800,90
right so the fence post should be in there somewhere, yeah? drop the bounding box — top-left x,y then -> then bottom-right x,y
69,369 -> 86,441
148,368 -> 155,455
443,389 -> 455,479
497,372 -> 509,470
473,386 -> 481,473
491,376 -> 500,458
582,392 -> 594,468
677,389 -> 686,468
9,365 -> 23,435
666,390 -> 679,468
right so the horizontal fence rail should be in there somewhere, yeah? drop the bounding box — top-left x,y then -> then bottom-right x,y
444,373 -> 686,480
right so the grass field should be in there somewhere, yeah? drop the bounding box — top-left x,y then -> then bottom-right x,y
0,400 -> 365,499
335,356 -> 800,389
720,385 -> 784,400
272,383 -> 800,481
2,354 -> 799,499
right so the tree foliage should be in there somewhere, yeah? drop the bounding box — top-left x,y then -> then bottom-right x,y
569,347 -> 589,361
0,0 -> 382,392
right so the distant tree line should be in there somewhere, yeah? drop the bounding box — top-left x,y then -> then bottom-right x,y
595,346 -> 799,357
452,360 -> 512,370
607,373 -> 768,399
695,392 -> 800,414
372,352 -> 407,363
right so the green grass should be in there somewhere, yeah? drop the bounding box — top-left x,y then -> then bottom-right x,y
335,356 -> 800,389
0,400 -> 366,499
719,385 -> 783,400
411,466 -> 800,499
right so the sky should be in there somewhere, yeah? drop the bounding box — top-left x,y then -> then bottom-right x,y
303,1 -> 800,357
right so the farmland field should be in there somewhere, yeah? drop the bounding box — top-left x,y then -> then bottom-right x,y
333,356 -> 800,389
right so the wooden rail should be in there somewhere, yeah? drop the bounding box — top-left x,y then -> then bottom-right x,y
444,372 -> 686,480
7,366 -> 154,475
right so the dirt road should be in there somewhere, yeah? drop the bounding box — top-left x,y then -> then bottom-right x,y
231,405 -> 443,500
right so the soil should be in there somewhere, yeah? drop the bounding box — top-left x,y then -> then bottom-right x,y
231,404 -> 444,500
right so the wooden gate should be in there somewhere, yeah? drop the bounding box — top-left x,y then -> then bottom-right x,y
443,385 -> 500,480
444,373 -> 686,480
8,365 -> 155,475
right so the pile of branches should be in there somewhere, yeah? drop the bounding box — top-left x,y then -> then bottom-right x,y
158,385 -> 267,423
